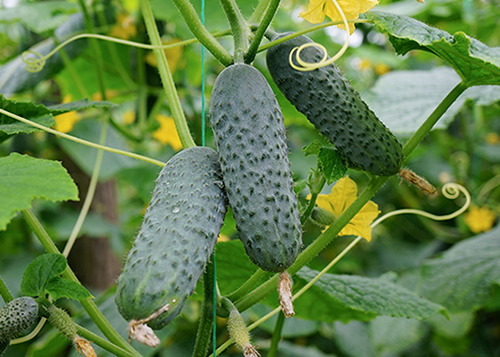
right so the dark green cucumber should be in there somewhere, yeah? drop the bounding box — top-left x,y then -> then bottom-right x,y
0,339 -> 9,355
266,34 -> 404,176
0,297 -> 38,342
209,63 -> 302,273
115,147 -> 227,329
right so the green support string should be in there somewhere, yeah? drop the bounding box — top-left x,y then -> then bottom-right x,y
198,0 -> 216,354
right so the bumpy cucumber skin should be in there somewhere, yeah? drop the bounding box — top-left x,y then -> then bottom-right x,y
115,147 -> 227,329
0,297 -> 38,341
209,63 -> 302,273
266,34 -> 404,176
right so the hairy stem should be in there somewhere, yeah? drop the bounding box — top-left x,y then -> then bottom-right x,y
141,0 -> 196,148
244,0 -> 281,63
76,325 -> 137,357
267,311 -> 285,357
219,0 -> 249,63
192,260 -> 215,357
170,0 -> 233,66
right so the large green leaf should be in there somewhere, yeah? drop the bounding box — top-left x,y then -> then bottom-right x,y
293,267 -> 446,323
363,67 -> 500,135
0,1 -> 79,34
0,153 -> 79,230
418,225 -> 500,312
366,11 -> 500,86
369,316 -> 425,356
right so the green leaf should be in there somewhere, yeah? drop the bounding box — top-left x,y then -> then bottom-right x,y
364,67 -> 500,136
0,153 -> 79,231
302,140 -> 323,156
0,1 -> 79,34
366,10 -> 500,86
0,95 -> 55,140
318,148 -> 347,184
293,267 -> 446,323
418,225 -> 500,312
21,254 -> 66,297
45,277 -> 92,301
331,321 -> 376,357
428,311 -> 475,339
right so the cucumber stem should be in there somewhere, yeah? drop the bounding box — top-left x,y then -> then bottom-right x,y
244,0 -> 281,63
267,312 -> 285,357
219,0 -> 249,64
192,260 -> 215,357
170,0 -> 233,66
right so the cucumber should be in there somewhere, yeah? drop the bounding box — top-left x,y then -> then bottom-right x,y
115,147 -> 228,329
0,297 -> 38,342
266,34 -> 404,176
0,339 -> 9,356
209,63 -> 302,273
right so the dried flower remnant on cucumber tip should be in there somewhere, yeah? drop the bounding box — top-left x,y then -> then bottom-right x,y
399,168 -> 437,195
128,303 -> 170,347
278,271 -> 295,318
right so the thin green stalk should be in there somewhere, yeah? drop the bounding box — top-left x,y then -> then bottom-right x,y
20,209 -> 141,357
248,0 -> 271,23
219,0 -> 249,63
403,82 -> 468,157
62,122 -> 107,257
244,0 -> 281,64
170,0 -> 233,66
267,312 -> 285,357
0,276 -> 13,303
76,325 -> 137,357
0,108 -> 165,167
192,260 -> 215,357
108,115 -> 142,142
225,269 -> 268,302
141,0 -> 196,148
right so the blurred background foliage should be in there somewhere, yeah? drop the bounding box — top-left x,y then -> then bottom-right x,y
0,0 -> 499,356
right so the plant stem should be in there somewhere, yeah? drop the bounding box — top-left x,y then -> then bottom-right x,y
192,260 -> 215,357
267,311 -> 285,357
141,0 -> 196,149
248,0 -> 270,23
402,82 -> 468,157
244,0 -> 281,64
300,174 -> 326,225
225,269 -> 269,303
219,0 -> 249,63
0,108 -> 165,167
0,276 -> 13,303
170,0 -> 233,66
20,209 -> 141,357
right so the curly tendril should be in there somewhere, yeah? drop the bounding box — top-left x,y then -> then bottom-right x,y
20,33 -> 210,73
290,0 -> 350,72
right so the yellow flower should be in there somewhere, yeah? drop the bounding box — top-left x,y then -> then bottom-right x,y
464,205 -> 497,234
91,89 -> 119,101
54,94 -> 79,133
486,132 -> 499,145
109,13 -> 137,40
308,176 -> 380,241
300,0 -> 378,34
152,114 -> 182,151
